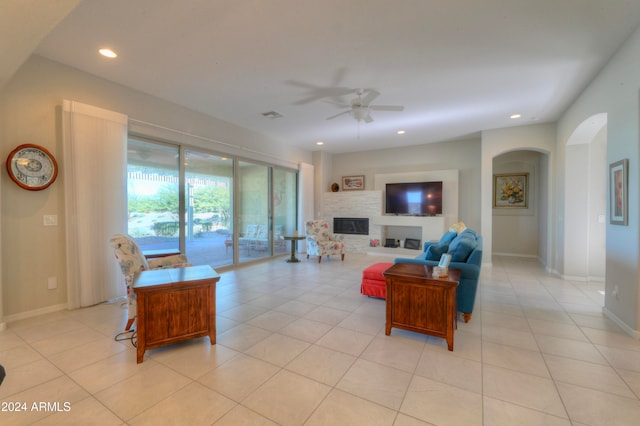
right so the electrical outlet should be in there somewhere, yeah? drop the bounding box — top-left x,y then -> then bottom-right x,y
48,277 -> 57,290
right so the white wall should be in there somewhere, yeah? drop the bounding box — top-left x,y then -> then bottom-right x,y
564,144 -> 590,277
0,56 -> 313,320
588,128 -> 607,280
312,150 -> 333,219
557,25 -> 640,334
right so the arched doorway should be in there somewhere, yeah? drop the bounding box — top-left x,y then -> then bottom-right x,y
480,124 -> 555,269
492,150 -> 548,260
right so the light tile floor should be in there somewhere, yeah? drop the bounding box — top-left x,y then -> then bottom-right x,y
2,254 -> 640,425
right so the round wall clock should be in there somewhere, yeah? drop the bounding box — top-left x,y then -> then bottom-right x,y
6,144 -> 59,191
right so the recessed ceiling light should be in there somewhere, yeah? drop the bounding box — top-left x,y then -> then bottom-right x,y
397,130 -> 406,135
99,48 -> 117,58
316,141 -> 324,146
510,114 -> 522,119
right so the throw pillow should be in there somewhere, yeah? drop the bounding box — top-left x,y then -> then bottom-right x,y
448,234 -> 477,262
459,229 -> 477,238
448,221 -> 467,234
438,231 -> 457,245
426,243 -> 449,261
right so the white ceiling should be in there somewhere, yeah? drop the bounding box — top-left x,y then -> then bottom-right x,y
8,0 -> 640,153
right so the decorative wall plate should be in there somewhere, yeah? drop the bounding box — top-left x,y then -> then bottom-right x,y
6,144 -> 58,191
330,182 -> 339,192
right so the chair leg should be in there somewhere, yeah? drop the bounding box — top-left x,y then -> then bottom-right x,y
318,256 -> 322,263
463,313 -> 472,323
341,254 -> 345,261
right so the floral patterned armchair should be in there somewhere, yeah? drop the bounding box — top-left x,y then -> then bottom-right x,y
109,234 -> 191,331
305,220 -> 346,263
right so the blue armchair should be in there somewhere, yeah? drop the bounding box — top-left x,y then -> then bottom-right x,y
394,228 -> 482,322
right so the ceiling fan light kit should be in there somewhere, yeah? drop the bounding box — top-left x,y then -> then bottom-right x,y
325,88 -> 404,123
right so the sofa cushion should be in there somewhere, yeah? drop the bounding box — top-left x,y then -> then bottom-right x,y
448,233 -> 477,262
438,231 -> 458,245
415,251 -> 429,261
426,243 -> 449,261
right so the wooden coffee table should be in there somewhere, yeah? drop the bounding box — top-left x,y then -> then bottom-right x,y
383,263 -> 460,350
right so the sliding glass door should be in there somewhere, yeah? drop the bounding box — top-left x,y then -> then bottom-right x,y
127,137 -> 297,267
238,160 -> 271,262
127,137 -> 180,255
273,167 -> 298,255
184,150 -> 234,268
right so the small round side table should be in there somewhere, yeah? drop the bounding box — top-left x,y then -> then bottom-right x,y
284,235 -> 305,263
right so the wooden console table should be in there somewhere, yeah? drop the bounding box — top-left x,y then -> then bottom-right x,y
383,263 -> 459,350
132,265 -> 220,363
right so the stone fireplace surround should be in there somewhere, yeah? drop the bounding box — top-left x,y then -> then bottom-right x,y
321,191 -> 382,253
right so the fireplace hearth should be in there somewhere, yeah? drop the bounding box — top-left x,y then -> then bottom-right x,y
333,217 -> 369,235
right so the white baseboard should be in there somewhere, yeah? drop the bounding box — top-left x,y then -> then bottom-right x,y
559,274 -> 605,283
2,303 -> 68,325
603,307 -> 640,339
492,252 -> 538,258
561,274 -> 588,282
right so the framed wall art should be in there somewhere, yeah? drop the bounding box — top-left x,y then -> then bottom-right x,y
493,173 -> 528,208
609,158 -> 628,225
342,175 -> 365,191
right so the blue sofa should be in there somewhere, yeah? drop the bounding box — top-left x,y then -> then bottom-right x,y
394,228 -> 482,322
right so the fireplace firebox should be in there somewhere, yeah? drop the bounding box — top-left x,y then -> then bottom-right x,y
333,217 -> 369,235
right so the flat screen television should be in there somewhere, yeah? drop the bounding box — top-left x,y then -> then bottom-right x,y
385,181 -> 443,216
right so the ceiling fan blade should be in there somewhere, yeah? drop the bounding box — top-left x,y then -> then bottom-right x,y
364,114 -> 374,123
292,87 -> 355,105
370,105 -> 404,111
287,79 -> 356,105
326,110 -> 351,120
323,99 -> 352,108
361,89 -> 380,105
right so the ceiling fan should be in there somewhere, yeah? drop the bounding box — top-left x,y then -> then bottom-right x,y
326,89 -> 404,123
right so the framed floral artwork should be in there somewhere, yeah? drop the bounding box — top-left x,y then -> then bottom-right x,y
342,175 -> 365,190
493,173 -> 528,208
609,159 -> 628,225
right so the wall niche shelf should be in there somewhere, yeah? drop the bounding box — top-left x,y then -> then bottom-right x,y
372,215 -> 447,244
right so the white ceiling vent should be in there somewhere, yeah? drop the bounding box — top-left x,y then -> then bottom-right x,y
262,110 -> 284,119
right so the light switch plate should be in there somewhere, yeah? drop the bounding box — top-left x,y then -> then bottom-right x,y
44,215 -> 58,226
